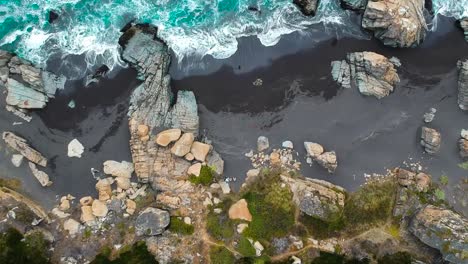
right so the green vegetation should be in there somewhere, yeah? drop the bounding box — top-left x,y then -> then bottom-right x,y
189,165 -> 215,186
310,252 -> 369,264
458,162 -> 468,170
236,236 -> 256,257
168,216 -> 194,235
91,241 -> 158,264
300,213 -> 345,239
83,226 -> 92,239
439,175 -> 449,185
206,210 -> 235,240
0,228 -> 50,264
209,246 -> 235,264
264,182 -> 294,212
386,224 -> 400,239
0,177 -> 21,190
434,188 -> 445,201
377,252 -> 412,264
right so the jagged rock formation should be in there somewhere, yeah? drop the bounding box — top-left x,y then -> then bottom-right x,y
460,18 -> 468,42
0,51 -> 65,113
2,132 -> 47,167
340,0 -> 367,11
331,52 -> 400,99
281,176 -> 345,221
458,60 -> 468,110
361,0 -> 428,47
460,129 -> 468,158
293,0 -> 319,16
410,205 -> 468,264
420,127 -> 441,154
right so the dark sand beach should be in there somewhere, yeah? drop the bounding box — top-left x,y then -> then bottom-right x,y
0,16 -> 467,214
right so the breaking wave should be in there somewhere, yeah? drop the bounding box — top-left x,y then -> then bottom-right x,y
0,0 -> 466,78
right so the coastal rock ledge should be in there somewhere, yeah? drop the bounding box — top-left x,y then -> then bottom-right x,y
458,59 -> 468,111
331,52 -> 400,99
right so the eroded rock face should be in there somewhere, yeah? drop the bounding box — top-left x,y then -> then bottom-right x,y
362,0 -> 428,48
135,207 -> 170,236
28,162 -> 52,187
103,160 -> 134,178
459,129 -> 468,158
281,176 -> 345,221
460,18 -> 468,42
420,127 -> 441,154
340,0 -> 367,11
410,205 -> 468,264
316,151 -> 338,173
458,60 -> 468,111
3,132 -> 47,167
332,52 -> 400,99
293,0 -> 319,16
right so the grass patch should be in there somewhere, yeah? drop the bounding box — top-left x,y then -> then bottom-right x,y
386,224 -> 400,239
439,175 -> 449,185
434,188 -> 445,201
377,252 -> 412,264
310,252 -> 369,264
188,165 -> 215,186
168,216 -> 194,235
210,246 -> 235,264
300,213 -> 345,239
458,162 -> 468,170
91,241 -> 157,264
0,228 -> 50,264
236,236 -> 256,257
206,210 -> 235,240
0,177 -> 21,191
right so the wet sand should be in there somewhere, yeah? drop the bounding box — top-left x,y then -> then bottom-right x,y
0,16 -> 466,213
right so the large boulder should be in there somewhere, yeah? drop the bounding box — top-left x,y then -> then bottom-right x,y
2,132 -> 47,166
281,176 -> 345,221
458,60 -> 468,111
155,128 -> 182,147
304,142 -> 324,158
409,205 -> 468,264
171,133 -> 195,157
228,199 -> 252,221
190,141 -> 211,162
135,207 -> 170,236
316,151 -> 338,173
331,52 -> 400,99
293,0 -> 319,16
361,0 -> 428,47
206,150 -> 224,176
103,160 -> 134,178
420,127 -> 441,154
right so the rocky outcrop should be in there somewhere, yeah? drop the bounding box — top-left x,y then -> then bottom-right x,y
304,142 -> 337,173
458,60 -> 468,111
135,207 -> 170,236
28,162 -> 52,187
0,51 -> 65,112
460,129 -> 468,158
340,0 -> 367,11
103,160 -> 134,178
293,0 -> 319,16
281,176 -> 345,221
394,168 -> 431,192
460,18 -> 468,42
228,199 -> 252,221
420,127 -> 441,154
410,205 -> 468,264
3,132 -> 47,167
361,0 -> 428,47
331,52 -> 400,99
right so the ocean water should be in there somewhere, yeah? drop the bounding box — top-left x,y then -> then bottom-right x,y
0,0 -> 467,78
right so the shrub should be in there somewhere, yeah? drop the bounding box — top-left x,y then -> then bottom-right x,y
0,177 -> 21,190
0,228 -> 50,264
377,252 -> 412,264
168,217 -> 194,235
189,166 -> 214,186
458,162 -> 468,170
91,241 -> 157,264
210,246 -> 235,264
434,188 -> 445,201
264,182 -> 294,213
206,211 -> 234,240
439,175 -> 449,185
300,213 -> 345,239
237,236 -> 256,257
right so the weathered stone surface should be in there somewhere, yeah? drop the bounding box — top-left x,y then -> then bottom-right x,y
332,52 -> 400,99
0,50 -> 12,67
316,151 -> 338,173
63,218 -> 81,237
410,205 -> 468,264
460,129 -> 468,158
3,132 -> 47,166
11,154 -> 24,167
228,199 -> 252,221
342,229 -> 399,260
459,18 -> 468,42
167,91 -> 199,134
362,0 -> 428,48
103,160 -> 134,178
91,200 -> 108,217
257,136 -> 269,152
458,60 -> 468,111
190,141 -> 211,161
67,139 -> 84,158
115,177 -> 131,190
79,196 -> 93,206
304,142 -> 324,158
5,78 -> 48,109
171,133 -> 194,157
155,128 -> 181,147
126,199 -> 137,215
340,0 -> 367,11
282,140 -> 294,149
282,176 -> 345,221
28,162 -> 52,187
135,207 -> 170,236
420,127 -> 441,154
187,163 -> 202,177
95,178 -> 113,201
293,0 -> 319,16
80,206 -> 95,224
206,150 -> 224,175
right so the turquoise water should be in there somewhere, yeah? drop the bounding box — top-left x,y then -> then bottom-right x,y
0,0 -> 467,74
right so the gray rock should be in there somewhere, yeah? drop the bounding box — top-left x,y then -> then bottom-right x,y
340,0 -> 367,11
42,71 -> 66,97
166,90 -> 199,135
362,0 -> 428,48
6,78 -> 49,109
420,127 -> 441,154
107,199 -> 122,213
0,66 -> 8,85
0,50 -> 12,67
423,108 -> 436,123
459,129 -> 468,158
3,132 -> 47,166
460,18 -> 468,42
332,52 -> 400,99
457,60 -> 468,111
293,0 -> 319,16
18,64 -> 42,87
135,207 -> 170,236
409,205 -> 468,264
316,151 -> 337,173
257,136 -> 269,152
11,154 -> 24,167
29,162 -> 52,187
206,150 -> 224,176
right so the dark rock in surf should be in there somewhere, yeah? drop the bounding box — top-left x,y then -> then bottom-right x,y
340,0 -> 367,11
248,6 -> 260,12
48,11 -> 59,24
331,52 -> 400,99
354,0 -> 428,47
293,0 -> 319,16
458,60 -> 468,111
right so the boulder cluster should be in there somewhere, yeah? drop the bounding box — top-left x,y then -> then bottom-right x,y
331,52 -> 400,99
304,142 -> 338,173
420,127 -> 441,154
